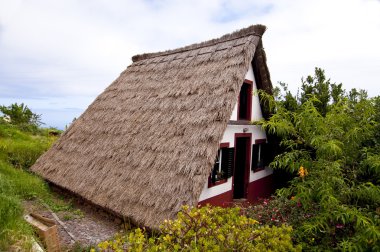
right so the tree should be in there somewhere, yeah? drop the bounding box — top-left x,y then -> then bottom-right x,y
276,67 -> 346,116
257,70 -> 380,250
0,103 -> 42,127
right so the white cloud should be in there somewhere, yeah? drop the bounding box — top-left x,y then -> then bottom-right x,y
0,0 -> 379,127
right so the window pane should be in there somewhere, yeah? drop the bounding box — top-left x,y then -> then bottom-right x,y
239,84 -> 249,119
238,83 -> 252,120
210,147 -> 234,185
251,144 -> 264,171
211,151 -> 221,184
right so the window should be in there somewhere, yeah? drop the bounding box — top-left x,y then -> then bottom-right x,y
209,146 -> 234,187
238,81 -> 252,120
251,140 -> 270,172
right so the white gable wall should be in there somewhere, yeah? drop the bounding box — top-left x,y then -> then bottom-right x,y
198,64 -> 272,202
230,64 -> 263,121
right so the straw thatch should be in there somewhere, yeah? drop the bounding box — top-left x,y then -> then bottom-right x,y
31,24 -> 272,229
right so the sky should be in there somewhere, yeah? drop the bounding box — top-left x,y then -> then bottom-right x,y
0,0 -> 379,129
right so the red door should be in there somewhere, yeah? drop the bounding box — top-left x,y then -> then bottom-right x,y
233,133 -> 251,199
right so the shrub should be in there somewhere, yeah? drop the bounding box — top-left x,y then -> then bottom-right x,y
256,69 -> 380,250
0,103 -> 41,128
97,205 -> 300,251
247,196 -> 318,227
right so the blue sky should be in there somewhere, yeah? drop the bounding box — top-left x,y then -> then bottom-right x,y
1,0 -> 380,129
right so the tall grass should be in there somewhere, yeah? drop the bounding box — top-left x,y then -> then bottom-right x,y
0,122 -> 59,250
0,123 -> 55,170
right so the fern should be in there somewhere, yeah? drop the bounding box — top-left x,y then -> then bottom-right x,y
262,73 -> 380,250
316,139 -> 344,160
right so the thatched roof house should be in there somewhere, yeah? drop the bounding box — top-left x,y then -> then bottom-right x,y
32,24 -> 273,228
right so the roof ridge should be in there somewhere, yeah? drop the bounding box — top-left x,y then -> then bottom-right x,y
132,24 -> 266,62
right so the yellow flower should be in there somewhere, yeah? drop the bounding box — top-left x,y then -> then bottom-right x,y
98,241 -> 110,250
298,166 -> 308,178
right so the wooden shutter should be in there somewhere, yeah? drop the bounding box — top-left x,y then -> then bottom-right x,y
221,148 -> 234,178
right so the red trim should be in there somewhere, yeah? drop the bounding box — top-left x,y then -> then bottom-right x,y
198,190 -> 233,207
208,143 -> 230,188
254,168 -> 265,172
234,133 -> 251,138
253,167 -> 265,172
233,133 -> 252,199
199,175 -> 273,206
244,79 -> 253,84
237,82 -> 253,121
255,139 -> 266,144
247,175 -> 273,203
220,142 -> 230,148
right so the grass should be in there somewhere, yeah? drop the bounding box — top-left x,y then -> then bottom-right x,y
0,159 -> 48,249
0,122 -> 64,250
0,123 -> 56,170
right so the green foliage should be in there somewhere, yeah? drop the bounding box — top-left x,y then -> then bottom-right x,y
247,197 -> 319,228
0,103 -> 42,132
97,205 -> 300,251
0,160 -> 50,250
0,121 -> 60,250
257,69 -> 380,250
0,193 -> 22,230
0,123 -> 56,170
0,160 -> 50,199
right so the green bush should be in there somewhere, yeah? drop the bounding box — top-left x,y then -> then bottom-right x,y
257,68 -> 380,250
97,205 -> 300,251
0,103 -> 41,127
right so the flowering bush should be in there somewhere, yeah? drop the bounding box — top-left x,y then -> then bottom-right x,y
96,205 -> 300,251
246,196 -> 318,227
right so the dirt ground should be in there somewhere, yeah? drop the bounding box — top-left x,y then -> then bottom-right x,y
23,188 -> 126,251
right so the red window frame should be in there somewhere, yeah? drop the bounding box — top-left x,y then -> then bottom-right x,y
237,79 -> 253,121
252,138 -> 267,172
208,142 -> 230,188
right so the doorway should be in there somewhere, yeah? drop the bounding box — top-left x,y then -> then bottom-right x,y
233,134 -> 251,199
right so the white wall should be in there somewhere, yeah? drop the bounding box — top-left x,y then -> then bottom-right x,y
230,103 -> 238,121
220,125 -> 266,147
223,125 -> 272,183
249,167 -> 273,183
198,177 -> 232,201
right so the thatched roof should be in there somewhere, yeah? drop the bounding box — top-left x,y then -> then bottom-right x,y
31,24 -> 272,228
